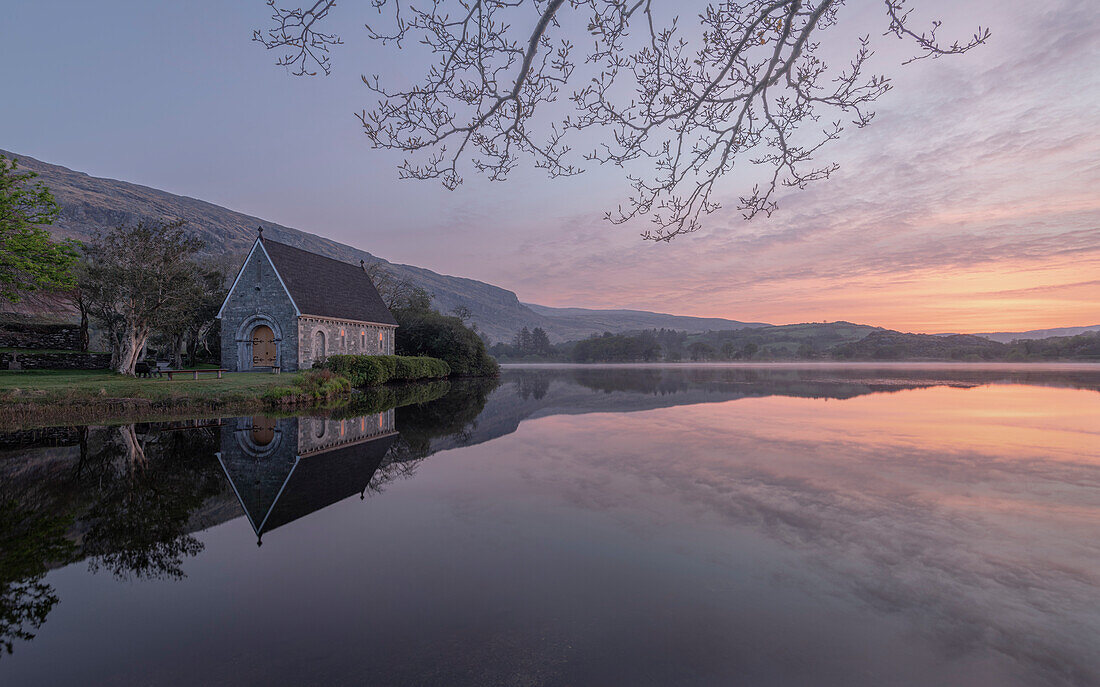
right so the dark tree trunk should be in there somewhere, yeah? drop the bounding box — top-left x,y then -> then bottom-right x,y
77,294 -> 90,353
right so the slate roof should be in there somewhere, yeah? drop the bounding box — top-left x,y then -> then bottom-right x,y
261,238 -> 398,326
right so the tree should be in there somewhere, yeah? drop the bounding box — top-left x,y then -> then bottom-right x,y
364,260 -> 421,310
514,326 -> 533,353
451,304 -> 472,321
154,259 -> 230,368
0,156 -> 78,302
689,341 -> 715,361
80,220 -> 205,375
390,283 -> 499,376
530,327 -> 552,355
256,1 -> 986,239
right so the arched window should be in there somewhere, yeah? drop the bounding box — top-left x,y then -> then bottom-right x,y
313,329 -> 326,359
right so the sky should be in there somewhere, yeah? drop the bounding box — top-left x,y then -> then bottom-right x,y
2,0 -> 1097,333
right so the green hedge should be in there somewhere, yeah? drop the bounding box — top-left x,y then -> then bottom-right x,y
319,354 -> 450,387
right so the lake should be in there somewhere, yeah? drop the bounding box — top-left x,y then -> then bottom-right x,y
2,364 -> 1099,686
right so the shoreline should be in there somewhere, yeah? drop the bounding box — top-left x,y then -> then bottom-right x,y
501,361 -> 1100,370
0,367 -> 462,431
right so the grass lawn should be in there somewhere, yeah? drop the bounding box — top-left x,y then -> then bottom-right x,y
0,347 -> 110,354
0,370 -> 302,429
0,369 -> 291,402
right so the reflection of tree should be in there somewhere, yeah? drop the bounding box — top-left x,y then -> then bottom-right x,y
369,378 -> 499,494
515,371 -> 551,401
338,380 -> 451,418
0,498 -> 77,657
79,424 -> 223,581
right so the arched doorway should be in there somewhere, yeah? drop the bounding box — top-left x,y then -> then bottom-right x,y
313,329 -> 326,359
252,325 -> 277,367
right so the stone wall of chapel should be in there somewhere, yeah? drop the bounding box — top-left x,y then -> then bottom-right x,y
298,317 -> 396,368
219,249 -> 299,372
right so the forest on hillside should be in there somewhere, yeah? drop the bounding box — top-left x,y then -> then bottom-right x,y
490,324 -> 1100,363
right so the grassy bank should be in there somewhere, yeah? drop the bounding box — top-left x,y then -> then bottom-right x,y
0,355 -> 464,430
0,370 -> 296,429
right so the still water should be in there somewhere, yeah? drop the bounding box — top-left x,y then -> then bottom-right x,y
2,364 -> 1099,686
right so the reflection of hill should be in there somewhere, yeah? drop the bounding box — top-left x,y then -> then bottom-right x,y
400,365 -> 1100,461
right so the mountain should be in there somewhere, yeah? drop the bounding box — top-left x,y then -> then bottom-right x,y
958,325 -> 1100,343
525,304 -> 766,341
2,149 -> 762,343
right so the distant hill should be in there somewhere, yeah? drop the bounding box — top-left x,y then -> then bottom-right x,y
834,331 -> 1008,360
835,330 -> 1100,361
508,323 -> 1100,362
525,304 -> 766,341
943,325 -> 1100,343
1,149 -> 762,343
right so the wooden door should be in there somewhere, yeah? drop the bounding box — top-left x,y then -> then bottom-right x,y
251,325 -> 277,367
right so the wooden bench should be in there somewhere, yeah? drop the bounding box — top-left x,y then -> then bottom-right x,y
165,368 -> 228,380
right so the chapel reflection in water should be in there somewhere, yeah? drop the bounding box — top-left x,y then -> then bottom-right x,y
217,412 -> 398,545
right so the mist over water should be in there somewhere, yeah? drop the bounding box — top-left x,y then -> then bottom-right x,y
2,365 -> 1099,686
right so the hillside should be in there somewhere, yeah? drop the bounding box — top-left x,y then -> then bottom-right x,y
2,148 -> 762,343
526,304 -> 765,341
834,331 -> 1008,360
957,325 -> 1100,343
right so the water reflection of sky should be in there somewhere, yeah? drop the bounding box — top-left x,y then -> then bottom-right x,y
3,368 -> 1099,686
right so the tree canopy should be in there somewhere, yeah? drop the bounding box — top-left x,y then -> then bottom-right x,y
0,156 -> 78,302
256,0 -> 987,239
80,220 -> 207,375
367,265 -> 499,376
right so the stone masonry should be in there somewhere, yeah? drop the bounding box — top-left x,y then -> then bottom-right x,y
219,247 -> 299,372
297,316 -> 395,368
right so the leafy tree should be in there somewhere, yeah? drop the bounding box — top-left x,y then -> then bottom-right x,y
689,341 -> 715,361
571,331 -> 662,362
153,259 -> 230,368
384,281 -> 499,377
80,220 -> 205,375
396,308 -> 500,376
513,326 -> 533,353
256,1 -> 986,238
0,156 -> 78,302
451,304 -> 472,321
530,327 -> 552,355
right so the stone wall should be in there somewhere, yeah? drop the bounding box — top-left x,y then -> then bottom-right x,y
297,316 -> 396,369
1,351 -> 111,370
219,245 -> 300,372
0,322 -> 82,350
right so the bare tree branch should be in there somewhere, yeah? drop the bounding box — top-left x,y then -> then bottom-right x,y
256,0 -> 988,239
253,0 -> 342,76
